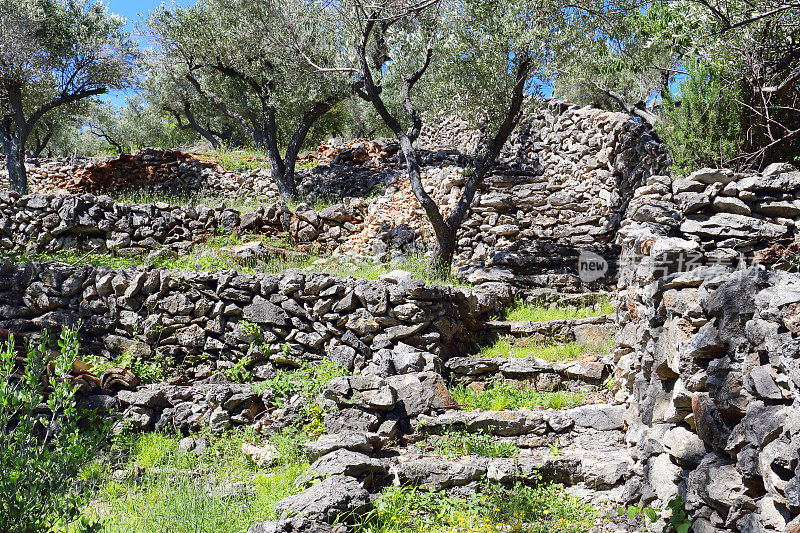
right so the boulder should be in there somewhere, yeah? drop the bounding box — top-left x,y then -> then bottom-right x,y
275,475 -> 370,523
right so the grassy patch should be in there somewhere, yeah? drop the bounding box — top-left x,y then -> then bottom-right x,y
451,383 -> 585,411
202,146 -> 271,172
113,189 -> 199,206
421,429 -> 519,458
12,234 -> 318,276
78,428 -> 310,532
15,243 -> 473,289
479,339 -> 608,362
358,482 -> 597,533
503,299 -> 615,322
319,254 -> 472,288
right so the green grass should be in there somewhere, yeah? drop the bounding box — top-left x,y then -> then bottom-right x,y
12,231 -> 318,276
319,254 -> 472,288
357,482 -> 597,533
202,146 -> 271,172
77,428 -> 311,533
503,299 -> 615,322
15,243 -> 474,289
479,339 -> 607,362
451,383 -> 586,411
421,429 -> 519,458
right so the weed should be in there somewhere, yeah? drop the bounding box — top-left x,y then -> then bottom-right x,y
451,383 -> 585,411
422,429 -> 518,458
224,355 -> 253,383
205,145 -> 271,173
548,443 -> 563,456
253,360 -> 350,438
358,482 -> 597,533
77,427 -> 314,532
619,497 -> 691,533
503,298 -> 616,322
478,338 -> 608,362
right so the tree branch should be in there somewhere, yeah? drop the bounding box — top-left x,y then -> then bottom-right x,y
446,57 -> 531,229
26,88 -> 107,139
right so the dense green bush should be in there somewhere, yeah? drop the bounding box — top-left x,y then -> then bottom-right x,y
0,328 -> 105,532
659,59 -> 744,174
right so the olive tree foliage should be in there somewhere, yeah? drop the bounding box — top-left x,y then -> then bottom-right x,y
26,101 -> 88,159
0,0 -> 137,193
657,0 -> 800,168
146,0 -> 353,200
0,329 -> 106,532
144,56 -> 243,151
553,1 -> 685,123
326,0 -> 618,277
710,0 -> 800,168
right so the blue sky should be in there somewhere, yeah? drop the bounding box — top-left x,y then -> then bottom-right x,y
103,0 -> 194,105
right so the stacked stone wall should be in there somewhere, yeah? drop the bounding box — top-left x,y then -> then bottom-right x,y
615,164 -> 800,532
0,261 -> 507,381
366,100 -> 672,291
0,191 -> 366,256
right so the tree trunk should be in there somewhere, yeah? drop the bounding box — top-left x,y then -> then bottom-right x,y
1,134 -> 28,194
429,226 -> 457,279
263,108 -> 297,201
184,106 -> 221,150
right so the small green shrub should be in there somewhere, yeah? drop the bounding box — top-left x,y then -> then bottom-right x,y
0,328 -> 107,532
620,496 -> 691,533
225,355 -> 253,383
254,360 -> 350,438
659,58 -> 743,174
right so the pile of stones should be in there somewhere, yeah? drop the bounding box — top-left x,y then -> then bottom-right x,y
0,150 -> 282,204
615,164 -> 800,532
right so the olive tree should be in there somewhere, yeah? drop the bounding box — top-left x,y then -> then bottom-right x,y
329,0 -> 613,277
146,0 -> 352,200
144,57 -> 243,151
0,0 -> 136,193
84,96 -> 194,156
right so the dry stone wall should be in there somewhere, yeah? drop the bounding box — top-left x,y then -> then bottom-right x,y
1,101 -> 669,296
0,191 -> 366,256
614,164 -> 800,532
346,100 -> 671,293
0,261 -> 507,381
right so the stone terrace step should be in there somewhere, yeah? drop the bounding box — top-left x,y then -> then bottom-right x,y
391,442 -> 631,493
412,403 -> 625,438
486,314 -> 614,344
446,355 -> 608,388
